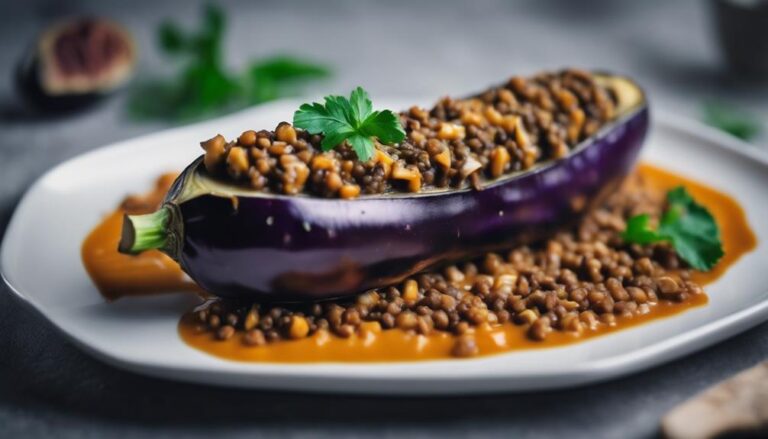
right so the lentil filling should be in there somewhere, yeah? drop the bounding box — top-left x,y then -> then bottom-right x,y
183,170 -> 711,358
200,69 -> 620,198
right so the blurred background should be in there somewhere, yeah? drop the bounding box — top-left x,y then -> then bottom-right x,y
2,1 -> 767,201
1,0 -> 767,437
1,0 -> 767,227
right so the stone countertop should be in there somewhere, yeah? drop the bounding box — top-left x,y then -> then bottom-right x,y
1,1 -> 766,437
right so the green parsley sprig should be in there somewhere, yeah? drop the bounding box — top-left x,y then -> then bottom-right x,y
293,87 -> 406,161
128,4 -> 330,121
622,186 -> 724,271
702,101 -> 761,141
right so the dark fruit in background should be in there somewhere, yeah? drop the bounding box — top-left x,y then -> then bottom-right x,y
16,18 -> 136,113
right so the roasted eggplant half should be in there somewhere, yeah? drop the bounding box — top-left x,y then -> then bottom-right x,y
119,72 -> 648,301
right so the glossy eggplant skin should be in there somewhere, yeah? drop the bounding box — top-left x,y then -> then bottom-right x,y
165,103 -> 649,301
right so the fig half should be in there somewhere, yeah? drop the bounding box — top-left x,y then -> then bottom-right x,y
16,18 -> 136,112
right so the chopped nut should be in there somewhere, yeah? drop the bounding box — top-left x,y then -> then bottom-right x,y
359,321 -> 382,334
373,148 -> 395,177
325,172 -> 343,193
484,106 -> 503,126
460,111 -> 484,127
437,122 -> 466,141
339,184 -> 361,199
391,162 -> 422,192
288,316 -> 310,339
514,117 -> 530,149
311,154 -> 335,171
275,122 -> 298,144
556,88 -> 578,109
403,279 -> 419,303
201,134 -> 226,173
238,130 -> 257,146
500,115 -> 518,133
431,144 -> 452,170
226,147 -> 249,178
243,308 -> 259,331
490,146 -> 511,178
567,108 -> 585,143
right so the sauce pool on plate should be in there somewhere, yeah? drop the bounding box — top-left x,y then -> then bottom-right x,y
81,173 -> 200,301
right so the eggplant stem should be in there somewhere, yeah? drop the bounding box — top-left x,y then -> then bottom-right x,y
118,207 -> 170,254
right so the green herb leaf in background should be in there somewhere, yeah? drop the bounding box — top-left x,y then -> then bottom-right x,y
248,56 -> 331,104
129,4 -> 330,121
702,101 -> 761,141
622,186 -> 724,271
293,87 -> 406,161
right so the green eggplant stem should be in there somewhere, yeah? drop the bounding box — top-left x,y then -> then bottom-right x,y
118,207 -> 170,254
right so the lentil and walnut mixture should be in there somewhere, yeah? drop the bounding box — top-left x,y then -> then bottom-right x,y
201,69 -> 619,198
191,174 -> 704,358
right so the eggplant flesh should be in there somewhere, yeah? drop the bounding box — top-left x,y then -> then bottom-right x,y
122,74 -> 648,301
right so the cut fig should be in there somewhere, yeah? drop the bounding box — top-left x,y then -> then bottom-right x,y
16,17 -> 136,112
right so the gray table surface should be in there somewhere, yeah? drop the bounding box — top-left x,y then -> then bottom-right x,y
1,1 -> 767,437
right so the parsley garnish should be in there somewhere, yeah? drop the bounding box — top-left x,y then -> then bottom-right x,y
128,4 -> 330,120
622,186 -> 724,271
293,87 -> 406,161
702,101 -> 761,141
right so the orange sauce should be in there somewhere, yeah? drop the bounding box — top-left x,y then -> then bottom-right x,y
81,164 -> 757,362
81,173 -> 199,300
636,163 -> 756,285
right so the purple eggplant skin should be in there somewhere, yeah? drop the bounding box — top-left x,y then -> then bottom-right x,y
161,102 -> 648,302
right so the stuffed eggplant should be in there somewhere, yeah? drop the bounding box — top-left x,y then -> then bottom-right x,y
119,70 -> 648,301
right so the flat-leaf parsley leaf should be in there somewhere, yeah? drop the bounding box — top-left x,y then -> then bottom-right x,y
293,87 -> 405,161
622,186 -> 724,271
702,101 -> 761,142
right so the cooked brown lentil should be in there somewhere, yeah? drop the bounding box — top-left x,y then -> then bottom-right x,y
190,172 -> 704,357
200,69 -> 619,198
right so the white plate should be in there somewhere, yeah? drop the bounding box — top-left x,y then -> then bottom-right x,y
2,100 -> 767,395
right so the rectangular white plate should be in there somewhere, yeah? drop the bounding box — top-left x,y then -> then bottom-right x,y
1,100 -> 767,395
